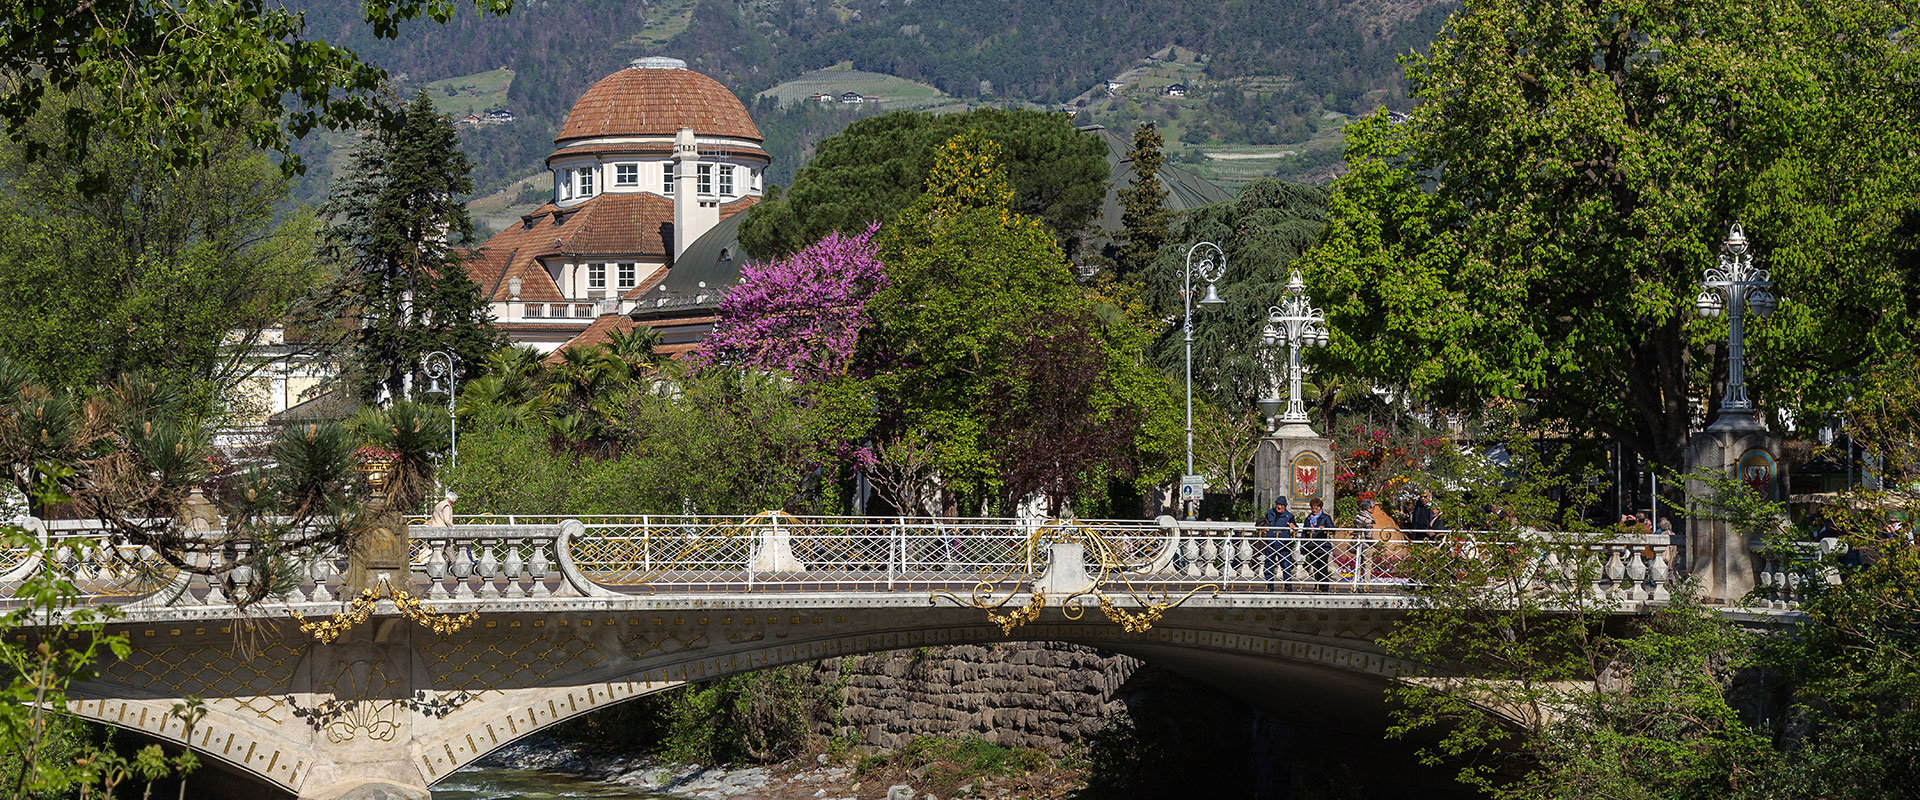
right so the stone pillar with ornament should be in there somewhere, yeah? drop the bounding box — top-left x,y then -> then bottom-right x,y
1683,223 -> 1782,604
344,449 -> 413,595
1252,271 -> 1338,518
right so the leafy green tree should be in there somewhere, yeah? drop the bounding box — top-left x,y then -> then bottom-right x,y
1303,0 -> 1920,472
0,0 -> 511,186
322,92 -> 503,403
856,132 -> 1178,515
738,109 -> 1109,259
0,90 -> 321,410
1112,122 -> 1169,279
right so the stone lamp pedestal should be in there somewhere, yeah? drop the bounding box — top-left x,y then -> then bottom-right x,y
1683,425 -> 1781,604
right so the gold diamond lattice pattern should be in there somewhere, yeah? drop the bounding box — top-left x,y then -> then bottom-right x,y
423,635 -> 606,691
104,642 -> 301,722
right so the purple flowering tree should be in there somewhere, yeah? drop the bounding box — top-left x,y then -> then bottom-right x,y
703,223 -> 887,383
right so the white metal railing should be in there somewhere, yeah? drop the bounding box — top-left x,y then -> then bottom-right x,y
0,515 -> 1699,612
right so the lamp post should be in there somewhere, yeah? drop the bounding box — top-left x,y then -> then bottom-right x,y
1258,269 -> 1330,436
420,350 -> 460,474
1695,223 -> 1776,432
1179,242 -> 1228,518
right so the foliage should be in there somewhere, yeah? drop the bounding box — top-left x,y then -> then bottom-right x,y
1302,0 -> 1920,472
0,90 -> 322,414
321,92 -> 503,403
1330,422 -> 1455,507
1112,123 -> 1169,279
0,357 -> 367,606
1378,416 -> 1615,788
0,0 -> 511,187
738,109 -> 1109,260
659,665 -> 826,765
0,518 -> 201,798
704,224 -> 888,383
847,133 -> 1177,515
855,736 -> 1050,795
450,361 -> 838,515
348,400 -> 451,511
1148,179 -> 1329,411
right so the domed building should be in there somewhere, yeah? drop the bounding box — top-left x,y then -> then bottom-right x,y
466,57 -> 766,353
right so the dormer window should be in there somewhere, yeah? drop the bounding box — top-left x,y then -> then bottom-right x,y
697,164 -> 713,196
615,163 -> 639,187
577,168 -> 595,197
719,165 -> 735,197
663,162 -> 675,194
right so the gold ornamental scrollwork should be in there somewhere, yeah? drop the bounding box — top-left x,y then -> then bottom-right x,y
291,574 -> 479,643
934,519 -> 1217,635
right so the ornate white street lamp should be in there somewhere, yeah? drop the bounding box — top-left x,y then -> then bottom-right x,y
420,349 -> 461,474
1259,269 -> 1330,436
1179,242 -> 1228,517
1695,223 -> 1776,432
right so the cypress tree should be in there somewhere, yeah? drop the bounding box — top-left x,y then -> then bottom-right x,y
323,92 -> 502,403
1114,122 -> 1170,279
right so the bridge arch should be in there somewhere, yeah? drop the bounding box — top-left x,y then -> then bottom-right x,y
66,601 -> 1421,799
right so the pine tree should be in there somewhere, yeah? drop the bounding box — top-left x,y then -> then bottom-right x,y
1114,122 -> 1170,279
323,92 -> 502,403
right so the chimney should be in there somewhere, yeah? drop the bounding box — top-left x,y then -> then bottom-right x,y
673,126 -> 699,263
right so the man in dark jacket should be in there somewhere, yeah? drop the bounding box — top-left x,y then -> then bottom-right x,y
1259,497 -> 1296,590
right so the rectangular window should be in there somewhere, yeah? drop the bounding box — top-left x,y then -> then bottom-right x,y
663,162 -> 675,194
697,164 -> 713,195
618,262 -> 636,288
559,169 -> 572,200
719,165 -> 735,196
577,168 -> 595,197
587,263 -> 606,290
614,163 -> 639,186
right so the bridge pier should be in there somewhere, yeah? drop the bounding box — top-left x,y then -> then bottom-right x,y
299,779 -> 429,800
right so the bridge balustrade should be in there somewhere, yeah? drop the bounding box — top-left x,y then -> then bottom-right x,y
0,515 -> 1717,617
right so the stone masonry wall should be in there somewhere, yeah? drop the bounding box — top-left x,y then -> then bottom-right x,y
812,643 -> 1142,752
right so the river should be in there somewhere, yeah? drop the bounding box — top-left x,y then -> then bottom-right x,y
431,767 -> 679,800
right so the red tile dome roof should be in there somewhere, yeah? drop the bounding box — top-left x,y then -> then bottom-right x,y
556,58 -> 763,144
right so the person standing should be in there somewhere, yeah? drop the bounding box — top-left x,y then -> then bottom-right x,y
1259,497 -> 1296,590
1408,492 -> 1437,541
1303,498 -> 1334,586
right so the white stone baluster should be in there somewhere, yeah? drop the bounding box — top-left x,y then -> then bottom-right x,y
451,541 -> 475,599
309,553 -> 333,602
1182,538 -> 1201,578
1200,538 -> 1220,579
426,540 -> 450,599
202,548 -> 227,606
529,540 -> 552,597
1234,537 -> 1254,580
1603,545 -> 1627,601
1625,548 -> 1649,602
478,540 -> 500,599
1648,548 -> 1672,603
502,539 -> 525,598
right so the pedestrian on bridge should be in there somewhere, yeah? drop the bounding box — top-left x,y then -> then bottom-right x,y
1303,498 -> 1333,587
1260,497 -> 1297,591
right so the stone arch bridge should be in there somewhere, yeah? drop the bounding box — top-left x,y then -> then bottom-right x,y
5,514 -> 1769,799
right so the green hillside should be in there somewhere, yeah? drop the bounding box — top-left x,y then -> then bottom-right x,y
286,0 -> 1455,202
422,67 -> 515,117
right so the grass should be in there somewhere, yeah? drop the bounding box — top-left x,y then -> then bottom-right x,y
422,68 -> 515,118
623,0 -> 699,49
467,171 -> 554,232
855,736 -> 1052,796
756,69 -> 949,108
